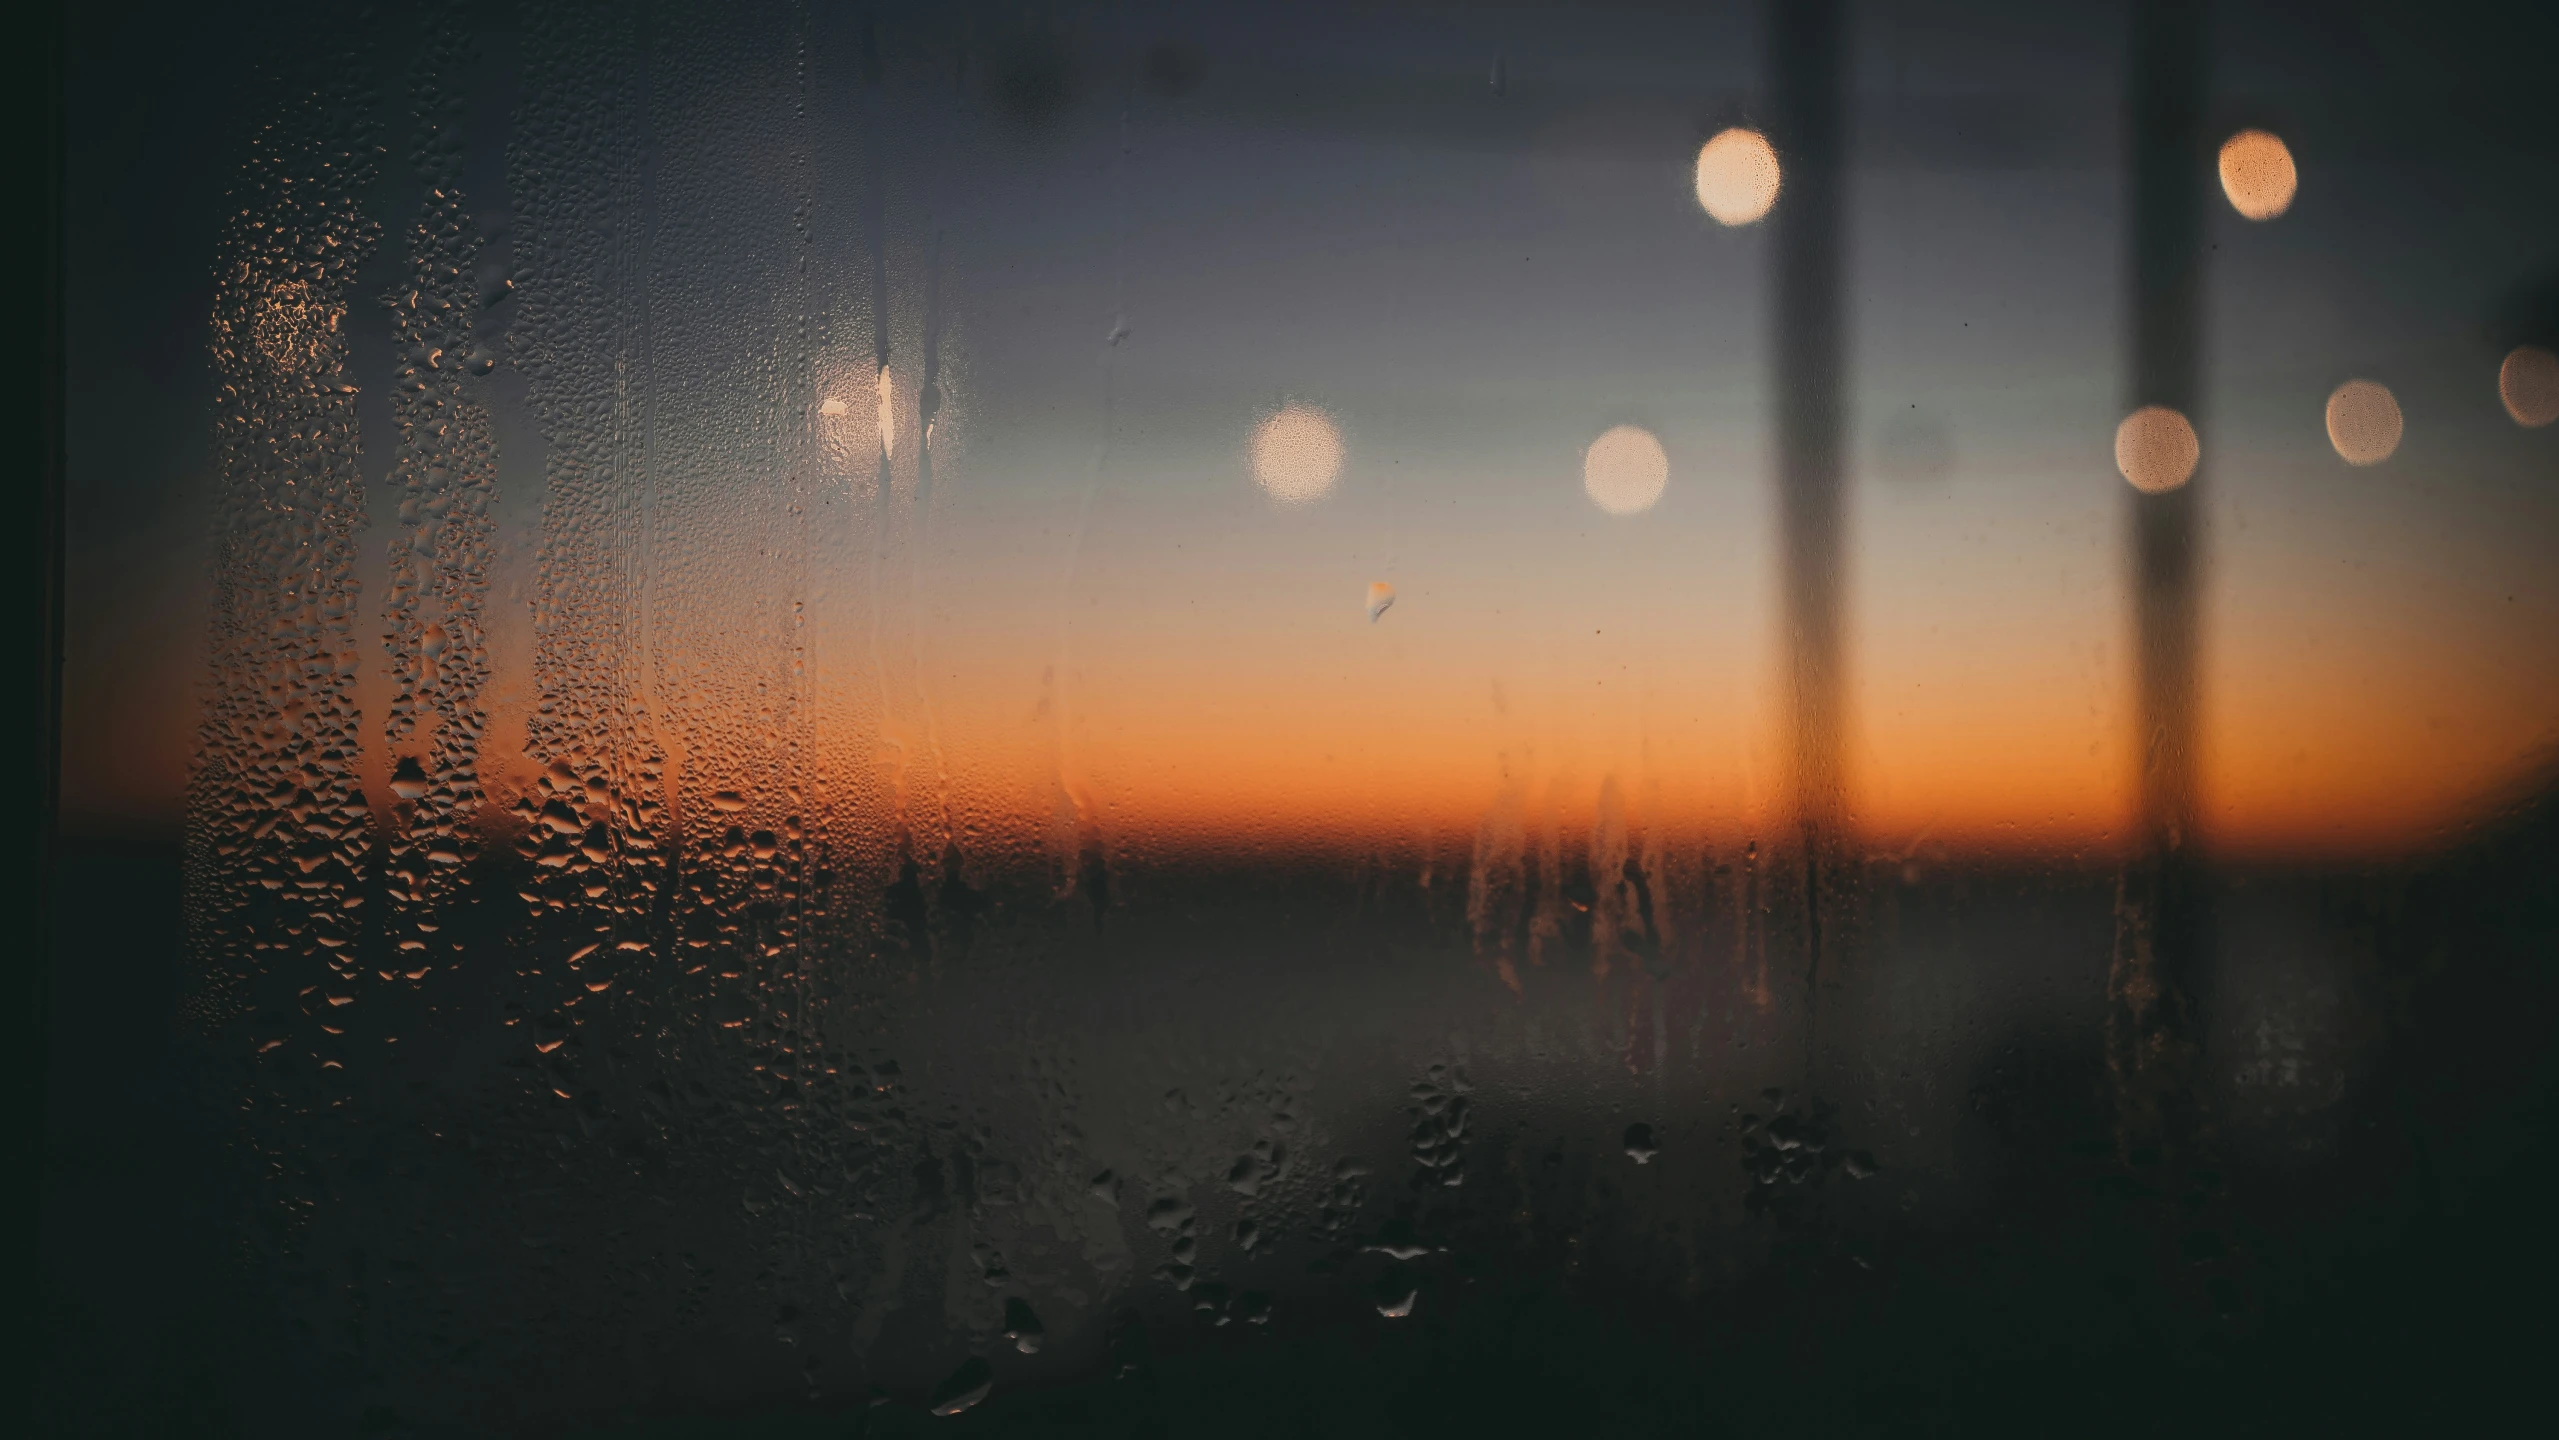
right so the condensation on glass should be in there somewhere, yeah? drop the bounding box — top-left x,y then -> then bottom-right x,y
49,0 -> 2559,1432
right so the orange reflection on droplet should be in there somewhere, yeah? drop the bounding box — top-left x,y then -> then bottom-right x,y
1250,404 -> 1343,504
2218,129 -> 2297,220
2114,405 -> 2198,494
1583,425 -> 1668,515
252,278 -> 341,374
2500,345 -> 2559,428
1694,128 -> 1780,227
2325,379 -> 2403,465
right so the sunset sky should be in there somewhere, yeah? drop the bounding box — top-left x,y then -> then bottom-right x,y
62,0 -> 2559,861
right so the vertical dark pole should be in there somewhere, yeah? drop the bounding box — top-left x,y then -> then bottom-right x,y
2112,0 -> 2209,1179
27,0 -> 68,1377
1770,0 -> 1847,1072
2128,0 -> 2204,858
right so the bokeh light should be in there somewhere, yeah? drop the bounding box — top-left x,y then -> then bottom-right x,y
1694,127 -> 1780,227
2114,405 -> 2198,494
1583,424 -> 1669,515
2500,345 -> 2559,428
1250,404 -> 1344,504
2325,379 -> 2403,465
2218,129 -> 2297,220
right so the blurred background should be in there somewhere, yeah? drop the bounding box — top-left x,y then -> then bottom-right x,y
45,0 -> 2559,1433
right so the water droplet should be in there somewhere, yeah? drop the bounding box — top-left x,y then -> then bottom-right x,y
928,1356 -> 992,1416
1623,1122 -> 1658,1164
1365,581 -> 1394,622
1003,1297 -> 1044,1354
1191,1281 -> 1233,1324
1374,1269 -> 1418,1318
1107,1309 -> 1151,1379
390,757 -> 430,801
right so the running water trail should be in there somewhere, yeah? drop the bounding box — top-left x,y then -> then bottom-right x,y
908,229 -> 957,853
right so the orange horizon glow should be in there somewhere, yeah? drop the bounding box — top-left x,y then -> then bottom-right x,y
63,392 -> 2559,865
65,655 -> 2555,863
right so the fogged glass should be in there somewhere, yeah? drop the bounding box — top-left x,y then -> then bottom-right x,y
49,0 -> 2559,1432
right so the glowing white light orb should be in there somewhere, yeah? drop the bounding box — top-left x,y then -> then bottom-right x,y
1251,404 -> 1343,504
1583,425 -> 1669,515
2115,406 -> 2199,494
1694,128 -> 1781,227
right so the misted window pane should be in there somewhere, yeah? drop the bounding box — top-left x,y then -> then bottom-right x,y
48,0 -> 2559,1432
